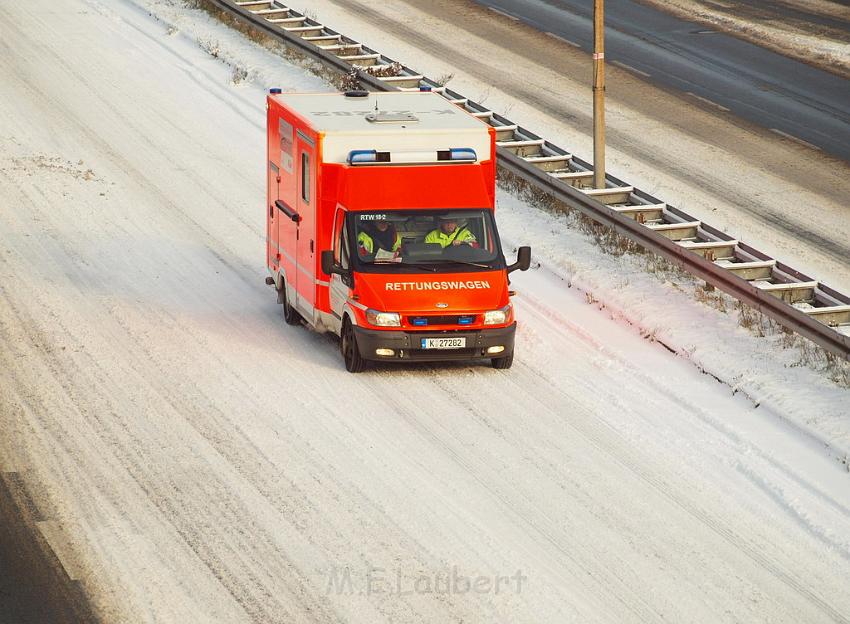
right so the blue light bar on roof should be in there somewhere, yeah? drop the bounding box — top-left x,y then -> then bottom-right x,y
348,149 -> 379,164
347,148 -> 477,166
441,148 -> 478,162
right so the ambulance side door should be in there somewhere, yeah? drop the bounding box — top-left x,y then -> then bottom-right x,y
329,208 -> 351,333
295,137 -> 315,318
267,161 -> 280,271
276,116 -> 297,299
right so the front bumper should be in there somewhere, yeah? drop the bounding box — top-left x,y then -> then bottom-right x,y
353,323 -> 516,362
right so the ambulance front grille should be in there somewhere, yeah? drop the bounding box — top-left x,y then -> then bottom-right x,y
407,315 -> 477,327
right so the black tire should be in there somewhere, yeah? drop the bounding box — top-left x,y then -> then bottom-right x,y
491,351 -> 514,369
341,318 -> 367,373
279,280 -> 301,326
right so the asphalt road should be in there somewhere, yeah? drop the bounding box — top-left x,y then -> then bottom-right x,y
0,477 -> 89,624
474,0 -> 850,162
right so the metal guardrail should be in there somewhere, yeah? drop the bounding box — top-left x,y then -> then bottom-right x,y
208,0 -> 850,360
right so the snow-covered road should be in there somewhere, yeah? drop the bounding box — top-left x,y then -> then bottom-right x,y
1,1 -> 849,622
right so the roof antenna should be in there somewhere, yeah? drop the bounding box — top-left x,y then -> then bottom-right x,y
374,99 -> 379,111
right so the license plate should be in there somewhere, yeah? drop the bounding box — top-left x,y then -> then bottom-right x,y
421,337 -> 466,350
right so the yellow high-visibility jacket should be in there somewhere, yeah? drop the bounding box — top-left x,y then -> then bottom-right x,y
424,227 -> 477,248
358,231 -> 401,254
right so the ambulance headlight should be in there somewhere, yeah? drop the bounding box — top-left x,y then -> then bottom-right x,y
366,309 -> 401,327
484,305 -> 512,325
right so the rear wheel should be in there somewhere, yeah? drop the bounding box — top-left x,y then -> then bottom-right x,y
491,351 -> 514,369
341,318 -> 366,373
279,279 -> 301,326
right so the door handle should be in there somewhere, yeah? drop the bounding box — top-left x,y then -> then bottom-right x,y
275,200 -> 301,223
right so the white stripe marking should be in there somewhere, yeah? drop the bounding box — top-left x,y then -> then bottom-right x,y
686,92 -> 730,112
612,61 -> 650,77
545,31 -> 581,47
770,128 -> 822,151
488,6 -> 519,21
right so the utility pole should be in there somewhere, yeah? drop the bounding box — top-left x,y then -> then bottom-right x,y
593,0 -> 606,189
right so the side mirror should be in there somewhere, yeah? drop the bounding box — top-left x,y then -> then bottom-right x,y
321,250 -> 348,277
507,246 -> 532,273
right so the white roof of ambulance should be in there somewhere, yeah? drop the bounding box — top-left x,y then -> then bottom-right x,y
272,91 -> 492,165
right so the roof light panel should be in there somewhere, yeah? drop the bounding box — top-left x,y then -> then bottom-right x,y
347,148 -> 478,166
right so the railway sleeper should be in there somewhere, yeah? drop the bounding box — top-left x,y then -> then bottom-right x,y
399,86 -> 447,93
285,25 -> 326,37
582,186 -> 635,205
338,53 -> 381,66
804,305 -> 850,327
267,16 -> 306,25
236,0 -> 274,10
754,280 -> 819,304
612,203 -> 665,222
305,34 -> 342,43
678,240 -> 738,261
645,221 -> 702,241
322,43 -> 363,54
715,259 -> 776,281
378,75 -> 426,89
524,154 -> 573,172
497,139 -> 546,157
550,170 -> 594,188
254,8 -> 291,18
493,124 -> 519,141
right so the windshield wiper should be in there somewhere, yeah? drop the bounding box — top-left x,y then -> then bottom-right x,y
397,262 -> 439,272
430,259 -> 493,269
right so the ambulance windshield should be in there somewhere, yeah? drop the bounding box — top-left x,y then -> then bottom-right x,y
350,209 -> 504,272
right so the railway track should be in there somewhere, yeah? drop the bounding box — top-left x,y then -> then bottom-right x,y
212,0 -> 850,360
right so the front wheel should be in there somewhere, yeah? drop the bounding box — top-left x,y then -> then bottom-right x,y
491,351 -> 514,369
279,279 -> 301,326
341,319 -> 367,373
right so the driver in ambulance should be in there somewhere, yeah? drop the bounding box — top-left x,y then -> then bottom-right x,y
425,216 -> 477,248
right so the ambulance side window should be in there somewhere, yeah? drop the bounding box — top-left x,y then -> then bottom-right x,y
484,220 -> 495,252
340,230 -> 351,270
334,213 -> 350,270
300,152 -> 310,203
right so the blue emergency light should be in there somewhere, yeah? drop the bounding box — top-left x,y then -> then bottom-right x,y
348,149 -> 384,164
438,148 -> 477,162
347,148 -> 477,165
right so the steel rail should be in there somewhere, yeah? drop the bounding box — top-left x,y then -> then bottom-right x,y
207,0 -> 850,360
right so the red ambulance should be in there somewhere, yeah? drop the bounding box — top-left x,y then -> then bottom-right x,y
265,89 -> 531,372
